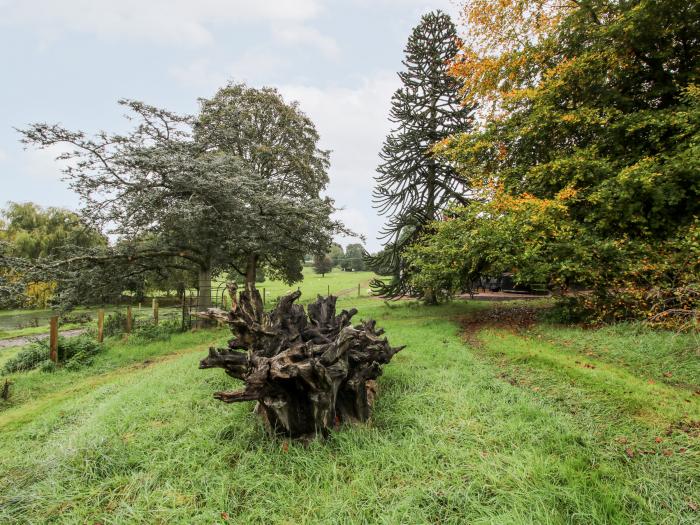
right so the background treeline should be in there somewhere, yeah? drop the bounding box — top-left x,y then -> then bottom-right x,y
310,243 -> 373,277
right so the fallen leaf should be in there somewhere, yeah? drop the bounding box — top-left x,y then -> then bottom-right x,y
655,437 -> 663,443
617,437 -> 628,444
688,500 -> 698,511
662,449 -> 673,456
281,441 -> 289,453
221,511 -> 230,521
625,448 -> 635,458
663,372 -> 673,378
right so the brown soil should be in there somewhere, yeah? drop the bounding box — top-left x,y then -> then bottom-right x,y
0,329 -> 86,349
459,304 -> 543,347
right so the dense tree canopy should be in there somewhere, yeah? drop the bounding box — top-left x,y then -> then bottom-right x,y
1,202 -> 106,260
196,83 -> 346,288
328,243 -> 345,267
341,243 -> 366,272
313,254 -> 334,277
410,0 -> 700,322
0,202 -> 106,307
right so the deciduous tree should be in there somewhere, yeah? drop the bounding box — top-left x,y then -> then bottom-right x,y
313,254 -> 334,277
18,85 -> 347,309
415,0 -> 700,321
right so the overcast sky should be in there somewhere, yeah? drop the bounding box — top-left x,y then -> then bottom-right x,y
0,0 -> 460,252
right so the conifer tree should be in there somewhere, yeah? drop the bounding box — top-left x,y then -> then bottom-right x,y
368,10 -> 473,301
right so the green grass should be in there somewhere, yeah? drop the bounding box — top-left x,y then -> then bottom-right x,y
218,266 -> 380,305
0,298 -> 698,523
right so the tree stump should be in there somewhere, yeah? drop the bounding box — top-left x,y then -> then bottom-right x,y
197,283 -> 404,439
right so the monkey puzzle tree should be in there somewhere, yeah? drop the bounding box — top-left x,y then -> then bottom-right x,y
368,10 -> 473,301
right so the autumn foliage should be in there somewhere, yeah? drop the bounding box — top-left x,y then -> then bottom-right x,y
408,0 -> 700,324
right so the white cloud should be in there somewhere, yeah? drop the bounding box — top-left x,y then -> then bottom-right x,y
272,24 -> 340,59
168,59 -> 229,92
22,144 -> 70,181
3,145 -> 80,208
279,73 -> 400,250
169,51 -> 288,91
0,0 -> 324,47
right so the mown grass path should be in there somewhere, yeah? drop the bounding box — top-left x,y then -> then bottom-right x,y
0,299 -> 698,524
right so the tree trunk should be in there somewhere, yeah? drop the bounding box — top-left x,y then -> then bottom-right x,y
423,287 -> 438,305
245,254 -> 258,294
198,267 -> 212,310
197,285 -> 404,439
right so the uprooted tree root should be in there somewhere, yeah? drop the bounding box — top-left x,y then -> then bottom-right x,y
197,283 -> 404,439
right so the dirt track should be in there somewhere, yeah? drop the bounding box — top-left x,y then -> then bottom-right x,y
0,329 -> 86,349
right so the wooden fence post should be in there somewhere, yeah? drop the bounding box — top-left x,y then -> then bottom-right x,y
153,299 -> 159,325
181,295 -> 188,332
126,305 -> 132,334
327,284 -> 330,297
358,283 -> 361,297
49,315 -> 58,363
97,309 -> 105,343
263,287 -> 266,305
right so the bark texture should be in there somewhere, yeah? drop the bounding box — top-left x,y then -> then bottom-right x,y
198,283 -> 404,438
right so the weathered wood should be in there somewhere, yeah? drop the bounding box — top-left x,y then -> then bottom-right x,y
153,298 -> 159,325
198,283 -> 404,439
49,316 -> 59,363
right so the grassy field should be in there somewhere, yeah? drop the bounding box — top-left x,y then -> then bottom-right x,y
225,266 -> 378,305
1,294 -> 698,523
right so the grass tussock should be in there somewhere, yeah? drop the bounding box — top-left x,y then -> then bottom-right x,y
0,297 -> 698,524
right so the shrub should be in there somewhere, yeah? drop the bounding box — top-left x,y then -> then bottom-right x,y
57,334 -> 102,367
104,311 -> 183,341
128,318 -> 182,343
103,310 -> 127,338
2,342 -> 48,374
59,312 -> 93,325
2,334 -> 103,375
